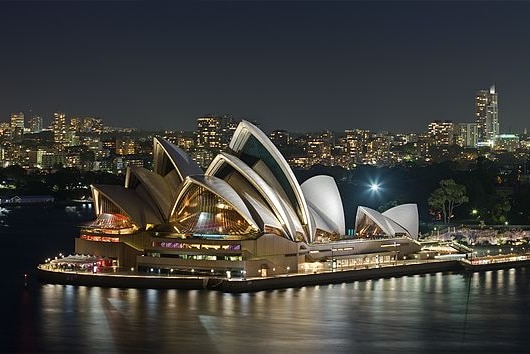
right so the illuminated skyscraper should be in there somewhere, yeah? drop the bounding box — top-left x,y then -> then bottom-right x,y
196,115 -> 237,149
344,129 -> 370,164
475,85 -> 499,145
51,112 -> 67,146
10,112 -> 25,140
428,120 -> 455,146
455,123 -> 478,148
28,115 -> 43,133
196,115 -> 222,150
195,115 -> 238,167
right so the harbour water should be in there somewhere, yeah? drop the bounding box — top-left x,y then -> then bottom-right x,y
2,205 -> 530,353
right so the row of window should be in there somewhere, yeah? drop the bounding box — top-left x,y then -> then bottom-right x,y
146,252 -> 242,261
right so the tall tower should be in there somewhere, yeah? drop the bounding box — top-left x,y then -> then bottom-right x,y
455,123 -> 478,148
428,120 -> 455,146
28,115 -> 43,133
10,112 -> 25,141
196,115 -> 222,149
195,115 -> 238,168
52,112 -> 67,147
475,85 -> 499,145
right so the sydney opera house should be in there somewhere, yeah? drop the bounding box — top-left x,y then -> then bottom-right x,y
75,120 -> 420,278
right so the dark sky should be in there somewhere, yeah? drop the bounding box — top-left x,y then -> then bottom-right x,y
1,0 -> 529,133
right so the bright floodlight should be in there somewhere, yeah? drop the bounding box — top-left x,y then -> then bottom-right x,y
370,183 -> 380,192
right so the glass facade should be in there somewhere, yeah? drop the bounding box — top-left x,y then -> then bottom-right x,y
170,184 -> 258,237
355,213 -> 385,238
85,213 -> 137,234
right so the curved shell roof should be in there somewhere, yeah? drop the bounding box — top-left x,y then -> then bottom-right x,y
237,191 -> 285,235
90,121 -> 354,242
355,205 -> 418,239
92,184 -> 164,227
301,175 -> 345,235
229,120 -> 314,241
125,167 -> 173,221
153,137 -> 202,184
382,203 -> 419,239
206,152 -> 304,241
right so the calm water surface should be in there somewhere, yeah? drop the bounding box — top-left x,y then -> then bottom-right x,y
2,206 -> 530,353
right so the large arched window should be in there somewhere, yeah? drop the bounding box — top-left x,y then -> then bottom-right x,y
171,184 -> 258,237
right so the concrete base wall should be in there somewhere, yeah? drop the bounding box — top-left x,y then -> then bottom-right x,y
36,260 -> 463,292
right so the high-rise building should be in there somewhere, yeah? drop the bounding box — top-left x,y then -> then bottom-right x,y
428,120 -> 455,146
196,115 -> 237,150
455,123 -> 478,148
344,129 -> 370,164
10,112 -> 25,141
28,115 -> 43,133
196,115 -> 222,149
51,112 -> 67,146
0,122 -> 11,140
195,115 -> 238,167
305,130 -> 334,166
116,136 -> 137,155
475,85 -> 499,145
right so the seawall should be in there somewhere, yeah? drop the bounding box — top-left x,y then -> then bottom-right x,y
209,261 -> 463,292
37,260 -> 463,293
36,267 -> 208,290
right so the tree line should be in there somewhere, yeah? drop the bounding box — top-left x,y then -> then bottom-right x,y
2,157 -> 530,226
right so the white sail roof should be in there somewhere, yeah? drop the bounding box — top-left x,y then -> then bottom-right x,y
91,184 -> 163,226
153,137 -> 202,184
229,120 -> 314,241
355,206 -> 411,238
206,152 -> 304,241
301,175 -> 345,235
382,203 -> 419,239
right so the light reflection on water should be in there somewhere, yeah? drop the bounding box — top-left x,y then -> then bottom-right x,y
4,207 -> 530,353
12,270 -> 527,353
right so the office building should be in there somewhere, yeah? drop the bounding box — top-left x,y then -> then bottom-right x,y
51,112 -> 67,146
10,112 -> 25,141
428,120 -> 455,146
476,85 -> 499,145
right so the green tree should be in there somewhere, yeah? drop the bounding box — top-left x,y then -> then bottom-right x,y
428,179 -> 469,224
490,190 -> 511,224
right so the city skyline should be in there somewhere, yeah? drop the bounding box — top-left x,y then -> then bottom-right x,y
1,1 -> 530,133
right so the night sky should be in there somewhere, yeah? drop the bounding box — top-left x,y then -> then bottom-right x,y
1,0 -> 529,134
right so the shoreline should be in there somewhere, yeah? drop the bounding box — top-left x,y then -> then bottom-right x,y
36,260 -> 466,293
